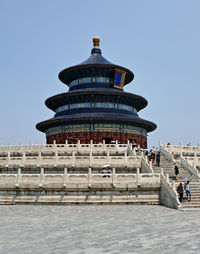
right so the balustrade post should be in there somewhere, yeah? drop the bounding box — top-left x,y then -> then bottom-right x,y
63,168 -> 68,187
133,147 -> 136,156
38,151 -> 41,167
90,140 -> 93,160
136,167 -> 140,186
7,151 -> 10,165
54,151 -> 58,166
22,152 -> 26,165
90,140 -> 93,151
77,140 -> 81,152
39,168 -> 44,188
194,152 -> 197,166
88,167 -> 92,187
89,150 -> 92,167
107,150 -> 110,164
160,167 -> 164,175
124,151 -> 127,166
166,173 -> 169,182
8,143 -> 11,152
19,142 -> 22,151
179,142 -> 182,155
189,143 -> 192,153
15,167 -> 22,187
41,140 -> 44,151
103,139 -> 106,151
65,140 -> 68,152
150,160 -> 153,170
90,140 -> 93,159
112,168 -> 116,187
53,140 -> 56,150
198,143 -> 200,153
115,140 -> 119,150
72,151 -> 75,167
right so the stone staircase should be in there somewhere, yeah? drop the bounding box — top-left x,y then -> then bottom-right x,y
153,155 -> 192,181
154,155 -> 200,210
178,181 -> 200,211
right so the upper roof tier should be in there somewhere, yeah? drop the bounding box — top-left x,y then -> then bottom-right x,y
58,37 -> 134,89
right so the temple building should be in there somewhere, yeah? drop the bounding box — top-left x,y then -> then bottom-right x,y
36,37 -> 156,147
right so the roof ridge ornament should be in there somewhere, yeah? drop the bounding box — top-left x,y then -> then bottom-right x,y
91,36 -> 101,54
93,36 -> 100,48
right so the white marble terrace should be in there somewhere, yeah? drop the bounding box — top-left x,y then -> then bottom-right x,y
0,141 -> 184,208
0,140 -> 143,170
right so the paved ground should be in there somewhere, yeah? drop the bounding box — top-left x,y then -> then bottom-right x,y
0,205 -> 199,254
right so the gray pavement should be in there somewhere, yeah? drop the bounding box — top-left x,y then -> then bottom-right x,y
0,205 -> 199,254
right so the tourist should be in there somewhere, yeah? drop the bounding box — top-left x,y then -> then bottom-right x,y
185,181 -> 192,202
156,152 -> 160,167
101,165 -> 111,177
150,148 -> 155,165
174,163 -> 179,180
101,168 -> 107,177
147,151 -> 151,163
107,167 -> 111,177
177,183 -> 184,202
131,140 -> 137,149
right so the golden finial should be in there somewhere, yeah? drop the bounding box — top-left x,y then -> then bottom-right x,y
93,36 -> 100,48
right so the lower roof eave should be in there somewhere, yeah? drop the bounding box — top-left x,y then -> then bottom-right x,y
36,116 -> 157,133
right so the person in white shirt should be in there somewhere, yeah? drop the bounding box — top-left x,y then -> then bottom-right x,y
185,181 -> 191,201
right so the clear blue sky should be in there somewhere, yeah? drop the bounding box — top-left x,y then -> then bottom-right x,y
0,0 -> 199,148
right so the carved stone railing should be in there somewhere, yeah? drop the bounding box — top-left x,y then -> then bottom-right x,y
0,141 -> 131,154
160,168 -> 180,209
159,144 -> 175,163
0,154 -> 141,169
184,157 -> 200,167
161,143 -> 200,155
0,169 -> 161,189
141,153 -> 153,173
180,155 -> 200,179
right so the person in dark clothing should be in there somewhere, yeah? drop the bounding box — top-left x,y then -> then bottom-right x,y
177,183 -> 184,202
174,163 -> 179,180
156,152 -> 160,167
150,149 -> 156,165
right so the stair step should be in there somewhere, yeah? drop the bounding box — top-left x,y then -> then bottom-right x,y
181,205 -> 200,209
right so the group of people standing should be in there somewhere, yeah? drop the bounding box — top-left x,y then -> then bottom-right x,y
145,148 -> 161,167
177,181 -> 191,202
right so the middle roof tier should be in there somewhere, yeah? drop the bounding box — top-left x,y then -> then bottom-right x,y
45,89 -> 148,112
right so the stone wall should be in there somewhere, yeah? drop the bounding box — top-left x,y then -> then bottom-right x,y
0,187 -> 161,205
